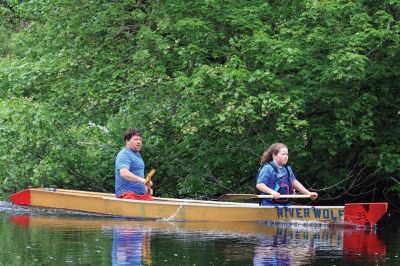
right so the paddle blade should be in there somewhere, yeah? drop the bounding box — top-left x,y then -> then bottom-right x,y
344,203 -> 388,227
9,189 -> 31,206
145,168 -> 156,184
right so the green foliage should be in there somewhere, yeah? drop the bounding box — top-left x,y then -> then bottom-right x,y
0,98 -> 116,192
0,0 -> 399,204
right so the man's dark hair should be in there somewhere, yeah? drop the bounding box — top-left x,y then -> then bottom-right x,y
124,128 -> 142,143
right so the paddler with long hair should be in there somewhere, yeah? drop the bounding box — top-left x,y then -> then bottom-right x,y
256,143 -> 318,206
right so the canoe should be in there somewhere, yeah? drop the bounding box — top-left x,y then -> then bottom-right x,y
9,188 -> 388,227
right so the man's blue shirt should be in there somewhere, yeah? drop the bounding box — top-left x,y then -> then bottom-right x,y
115,147 -> 145,196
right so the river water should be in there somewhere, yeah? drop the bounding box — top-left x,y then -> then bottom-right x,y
0,200 -> 399,265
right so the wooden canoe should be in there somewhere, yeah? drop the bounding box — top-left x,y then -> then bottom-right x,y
9,188 -> 388,227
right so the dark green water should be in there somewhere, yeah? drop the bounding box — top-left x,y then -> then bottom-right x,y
0,201 -> 399,265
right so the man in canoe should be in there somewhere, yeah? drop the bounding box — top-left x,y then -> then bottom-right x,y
256,143 -> 318,206
115,128 -> 153,200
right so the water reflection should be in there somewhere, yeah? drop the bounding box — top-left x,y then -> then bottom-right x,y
252,224 -> 386,265
7,214 -> 387,265
343,229 -> 387,263
253,227 -> 316,265
112,227 -> 152,266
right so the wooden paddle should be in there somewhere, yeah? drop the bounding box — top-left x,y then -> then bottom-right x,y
216,194 -> 311,201
144,168 -> 156,194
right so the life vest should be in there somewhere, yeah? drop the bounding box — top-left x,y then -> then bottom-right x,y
257,162 -> 294,203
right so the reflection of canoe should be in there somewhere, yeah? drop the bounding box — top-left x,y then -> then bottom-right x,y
10,214 -> 386,263
343,229 -> 387,262
9,188 -> 388,226
8,214 -> 320,235
8,214 -> 331,238
5,214 -> 357,246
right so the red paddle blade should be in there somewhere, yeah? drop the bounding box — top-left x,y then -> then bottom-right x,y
9,189 -> 31,205
344,203 -> 388,227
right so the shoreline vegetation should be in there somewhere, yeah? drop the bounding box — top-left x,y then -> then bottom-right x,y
0,192 -> 8,201
0,1 -> 399,209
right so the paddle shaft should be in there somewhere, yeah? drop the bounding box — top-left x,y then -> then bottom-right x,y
216,194 -> 311,200
255,194 -> 310,199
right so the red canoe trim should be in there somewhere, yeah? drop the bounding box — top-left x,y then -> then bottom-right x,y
344,202 -> 388,227
9,189 -> 31,205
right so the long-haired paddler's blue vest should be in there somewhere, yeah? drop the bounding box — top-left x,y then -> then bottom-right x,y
256,162 -> 295,206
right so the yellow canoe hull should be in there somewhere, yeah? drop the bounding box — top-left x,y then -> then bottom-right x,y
10,188 -> 346,223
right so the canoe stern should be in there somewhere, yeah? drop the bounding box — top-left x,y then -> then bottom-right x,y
344,203 -> 388,227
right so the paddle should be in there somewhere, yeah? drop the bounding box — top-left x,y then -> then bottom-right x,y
216,194 -> 311,201
144,168 -> 156,194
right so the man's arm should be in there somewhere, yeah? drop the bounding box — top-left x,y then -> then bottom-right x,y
119,168 -> 146,183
